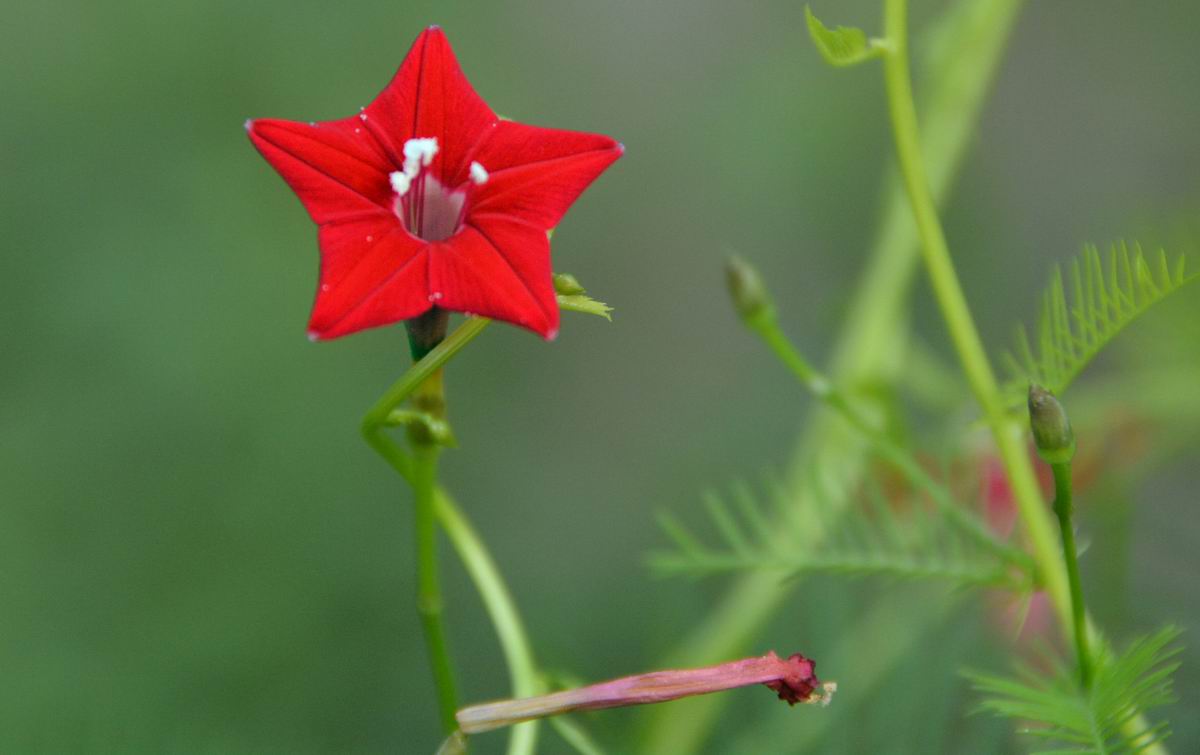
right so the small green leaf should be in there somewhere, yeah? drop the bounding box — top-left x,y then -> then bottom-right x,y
805,6 -> 885,67
557,293 -> 612,321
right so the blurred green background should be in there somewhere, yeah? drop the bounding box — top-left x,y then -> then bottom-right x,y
3,0 -> 1198,752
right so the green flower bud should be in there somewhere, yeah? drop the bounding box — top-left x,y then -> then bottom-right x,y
725,256 -> 774,323
1028,385 -> 1076,464
553,272 -> 586,296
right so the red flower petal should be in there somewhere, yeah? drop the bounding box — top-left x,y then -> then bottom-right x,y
470,121 -> 623,229
247,117 -> 394,224
432,216 -> 558,338
363,27 -> 497,184
307,217 -> 429,340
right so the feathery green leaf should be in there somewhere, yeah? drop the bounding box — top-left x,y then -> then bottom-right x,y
649,462 -> 1031,591
967,626 -> 1183,754
1001,242 -> 1196,404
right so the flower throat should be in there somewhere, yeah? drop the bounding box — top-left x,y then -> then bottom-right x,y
389,137 -> 488,242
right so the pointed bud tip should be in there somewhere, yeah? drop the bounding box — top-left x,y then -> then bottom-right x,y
725,255 -> 773,322
1028,384 -> 1075,464
552,272 -> 586,296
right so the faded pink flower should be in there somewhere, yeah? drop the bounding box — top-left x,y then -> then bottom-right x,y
456,651 -> 833,735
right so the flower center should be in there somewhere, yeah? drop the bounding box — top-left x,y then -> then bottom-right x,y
389,137 -> 488,242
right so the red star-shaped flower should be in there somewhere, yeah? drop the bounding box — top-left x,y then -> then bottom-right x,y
247,27 -> 622,340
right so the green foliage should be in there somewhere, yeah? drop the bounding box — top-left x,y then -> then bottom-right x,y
557,292 -> 613,321
1001,242 -> 1197,404
650,463 -> 1031,591
967,626 -> 1183,754
805,6 -> 886,67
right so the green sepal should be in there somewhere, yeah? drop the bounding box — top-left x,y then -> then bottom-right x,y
553,271 -> 612,320
805,6 -> 886,67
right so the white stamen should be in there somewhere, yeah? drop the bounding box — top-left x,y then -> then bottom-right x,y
390,170 -> 411,196
469,161 -> 489,185
403,137 -> 439,168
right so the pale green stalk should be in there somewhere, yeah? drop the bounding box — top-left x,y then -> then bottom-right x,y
883,3 -> 1164,750
641,2 -> 1025,750
436,490 -> 542,754
879,0 -> 1070,630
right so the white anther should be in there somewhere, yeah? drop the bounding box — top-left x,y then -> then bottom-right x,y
469,161 -> 489,185
403,137 -> 439,168
389,170 -> 411,196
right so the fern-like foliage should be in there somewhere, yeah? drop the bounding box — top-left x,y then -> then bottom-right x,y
967,626 -> 1182,754
650,464 -> 1032,591
1001,242 -> 1196,404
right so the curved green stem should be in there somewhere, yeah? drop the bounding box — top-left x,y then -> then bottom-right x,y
1051,462 -> 1093,688
361,316 -> 493,733
881,0 -> 1071,633
436,491 -> 542,754
362,427 -> 543,755
361,313 -> 544,753
362,316 -> 492,431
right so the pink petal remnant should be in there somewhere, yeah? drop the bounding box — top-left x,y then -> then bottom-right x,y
456,651 -> 833,735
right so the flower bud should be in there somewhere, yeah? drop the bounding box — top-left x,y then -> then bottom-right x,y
552,272 -> 587,296
1028,385 -> 1075,464
725,255 -> 774,323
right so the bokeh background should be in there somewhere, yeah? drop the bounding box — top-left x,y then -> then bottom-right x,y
3,0 -> 1198,752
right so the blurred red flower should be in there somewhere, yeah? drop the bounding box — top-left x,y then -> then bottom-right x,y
248,27 -> 622,340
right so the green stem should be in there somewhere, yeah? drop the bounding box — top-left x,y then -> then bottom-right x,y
413,438 -> 458,732
363,427 -> 543,755
362,317 -> 492,431
1051,462 -> 1092,688
436,490 -> 542,754
881,0 -> 1071,632
361,313 -> 544,753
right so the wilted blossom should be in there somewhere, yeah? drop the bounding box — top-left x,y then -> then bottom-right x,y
455,650 -> 833,735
